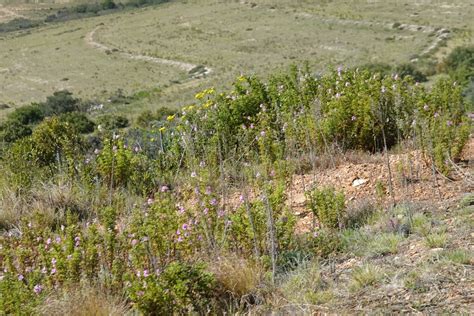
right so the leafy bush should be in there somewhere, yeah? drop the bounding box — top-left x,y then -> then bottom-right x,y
306,186 -> 345,229
0,120 -> 32,143
415,78 -> 470,174
359,63 -> 392,76
95,137 -> 155,193
101,0 -> 117,10
442,45 -> 474,85
129,262 -> 216,315
30,117 -> 84,170
0,273 -> 43,315
58,112 -> 95,134
41,90 -> 79,116
96,114 -> 129,130
394,63 -> 427,82
307,228 -> 342,257
7,104 -> 44,125
136,107 -> 177,128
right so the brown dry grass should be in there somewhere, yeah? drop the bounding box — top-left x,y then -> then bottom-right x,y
36,285 -> 130,316
209,254 -> 265,300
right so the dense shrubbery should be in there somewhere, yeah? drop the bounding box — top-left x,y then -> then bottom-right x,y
0,65 -> 471,313
441,46 -> 473,85
96,114 -> 129,130
136,107 -> 177,128
0,18 -> 41,33
58,112 -> 95,134
441,46 -> 474,106
0,90 -> 96,148
360,62 -> 427,82
6,104 -> 44,125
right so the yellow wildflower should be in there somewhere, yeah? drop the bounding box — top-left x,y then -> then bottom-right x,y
195,91 -> 205,100
205,87 -> 215,95
203,100 -> 212,108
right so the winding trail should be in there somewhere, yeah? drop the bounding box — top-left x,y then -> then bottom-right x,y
295,12 -> 452,59
85,25 -> 212,78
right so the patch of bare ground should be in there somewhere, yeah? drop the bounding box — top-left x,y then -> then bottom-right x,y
288,136 -> 473,232
315,199 -> 473,314
265,137 -> 473,313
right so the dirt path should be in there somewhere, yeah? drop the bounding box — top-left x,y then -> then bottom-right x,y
296,12 -> 452,60
85,25 -> 212,78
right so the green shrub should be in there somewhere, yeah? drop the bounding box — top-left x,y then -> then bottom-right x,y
101,0 -> 117,10
0,18 -> 41,33
0,274 -> 43,315
58,112 -> 95,134
1,137 -> 36,190
228,180 -> 296,258
306,186 -> 345,229
0,119 -> 32,143
415,78 -> 470,174
308,228 -> 342,258
394,63 -> 427,82
359,63 -> 392,76
136,107 -> 176,128
30,117 -> 84,170
41,90 -> 79,116
442,45 -> 474,85
7,104 -> 44,125
129,262 -> 216,315
97,114 -> 129,130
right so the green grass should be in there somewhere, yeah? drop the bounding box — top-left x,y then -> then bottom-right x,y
439,249 -> 472,265
349,264 -> 384,292
424,232 -> 448,249
1,0 -> 473,118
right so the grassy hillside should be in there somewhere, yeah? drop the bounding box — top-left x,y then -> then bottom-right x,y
0,0 -> 472,314
0,0 -> 472,116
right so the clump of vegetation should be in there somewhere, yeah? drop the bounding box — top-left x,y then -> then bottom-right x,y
136,107 -> 177,128
424,232 -> 448,248
129,262 -> 216,315
440,46 -> 474,86
0,64 -> 471,313
96,114 -> 129,130
59,112 -> 95,134
306,186 -> 345,229
280,261 -> 333,305
0,18 -> 41,33
349,264 -> 385,292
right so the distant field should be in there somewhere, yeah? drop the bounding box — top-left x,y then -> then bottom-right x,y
0,0 -> 473,117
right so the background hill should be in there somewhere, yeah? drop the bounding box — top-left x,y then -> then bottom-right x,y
0,0 -> 472,117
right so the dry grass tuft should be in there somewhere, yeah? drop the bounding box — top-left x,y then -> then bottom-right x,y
36,285 -> 130,316
209,254 -> 265,300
